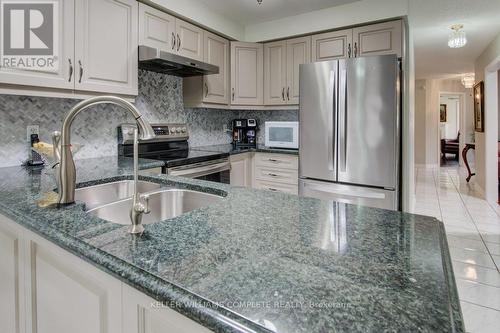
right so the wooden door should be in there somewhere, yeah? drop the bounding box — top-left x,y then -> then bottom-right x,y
202,31 -> 229,104
286,36 -> 311,104
138,3 -> 176,53
352,20 -> 402,57
74,0 -> 138,95
0,0 -> 75,90
230,42 -> 263,105
311,29 -> 352,62
175,18 -> 203,61
264,41 -> 287,105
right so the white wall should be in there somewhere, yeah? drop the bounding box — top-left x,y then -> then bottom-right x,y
244,0 -> 408,42
439,95 -> 459,140
145,0 -> 245,40
474,32 -> 500,195
414,80 -> 426,165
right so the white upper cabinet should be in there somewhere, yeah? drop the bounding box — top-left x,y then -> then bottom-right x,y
75,0 -> 138,95
312,29 -> 352,61
264,36 -> 310,105
139,3 -> 203,61
264,41 -> 287,105
352,20 -> 402,57
0,0 -> 75,90
138,3 -> 176,52
230,42 -> 263,106
175,19 -> 204,61
202,31 -> 229,104
0,0 -> 138,96
286,36 -> 310,104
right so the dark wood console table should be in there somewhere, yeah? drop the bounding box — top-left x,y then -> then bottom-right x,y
462,143 -> 475,182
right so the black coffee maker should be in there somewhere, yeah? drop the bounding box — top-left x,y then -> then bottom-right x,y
232,119 -> 257,149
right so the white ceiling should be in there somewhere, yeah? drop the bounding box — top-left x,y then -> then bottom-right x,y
195,0 -> 360,25
410,0 -> 500,79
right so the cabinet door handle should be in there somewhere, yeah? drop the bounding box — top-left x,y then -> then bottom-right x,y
171,32 -> 176,50
282,87 -> 285,101
68,59 -> 73,82
354,42 -> 358,57
78,60 -> 83,83
177,34 -> 181,51
204,82 -> 209,97
347,43 -> 352,58
286,87 -> 290,100
232,88 -> 235,101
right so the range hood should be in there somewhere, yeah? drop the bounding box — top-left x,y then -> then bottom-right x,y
138,45 -> 219,77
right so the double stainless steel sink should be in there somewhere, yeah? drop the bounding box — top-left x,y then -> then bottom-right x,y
75,180 -> 223,225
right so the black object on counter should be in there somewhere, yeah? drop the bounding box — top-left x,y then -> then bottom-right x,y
232,118 -> 258,149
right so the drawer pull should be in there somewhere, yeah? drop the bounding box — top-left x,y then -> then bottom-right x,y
268,158 -> 279,163
268,173 -> 278,177
268,188 -> 278,192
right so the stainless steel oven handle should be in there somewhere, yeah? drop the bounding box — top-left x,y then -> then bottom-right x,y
168,161 -> 230,178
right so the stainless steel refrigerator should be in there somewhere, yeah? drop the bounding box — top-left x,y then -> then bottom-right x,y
299,54 -> 401,210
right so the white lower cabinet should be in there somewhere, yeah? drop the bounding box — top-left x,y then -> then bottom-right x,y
229,153 -> 253,187
0,214 -> 213,333
0,221 -> 25,333
254,179 -> 298,195
27,237 -> 122,333
253,153 -> 298,195
122,285 -> 212,333
229,152 -> 299,194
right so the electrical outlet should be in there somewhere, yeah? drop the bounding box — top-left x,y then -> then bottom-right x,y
222,124 -> 228,132
26,125 -> 39,142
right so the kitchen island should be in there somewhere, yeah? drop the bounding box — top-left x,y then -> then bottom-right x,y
0,157 -> 463,333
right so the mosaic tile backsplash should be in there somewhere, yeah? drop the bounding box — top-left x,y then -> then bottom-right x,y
0,70 -> 297,167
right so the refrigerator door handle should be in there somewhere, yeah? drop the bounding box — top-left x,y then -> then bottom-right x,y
304,183 -> 386,199
328,69 -> 336,171
338,65 -> 347,172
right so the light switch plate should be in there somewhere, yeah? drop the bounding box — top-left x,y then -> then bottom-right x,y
26,125 -> 39,142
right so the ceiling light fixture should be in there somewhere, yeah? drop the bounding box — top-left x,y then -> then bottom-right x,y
448,24 -> 467,48
461,74 -> 475,89
257,0 -> 263,4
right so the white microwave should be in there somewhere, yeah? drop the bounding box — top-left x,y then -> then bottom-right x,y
264,121 -> 299,149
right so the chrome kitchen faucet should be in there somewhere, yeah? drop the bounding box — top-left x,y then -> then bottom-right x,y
57,96 -> 155,233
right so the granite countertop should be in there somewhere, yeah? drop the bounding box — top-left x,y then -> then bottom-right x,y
191,144 -> 299,156
0,157 -> 463,333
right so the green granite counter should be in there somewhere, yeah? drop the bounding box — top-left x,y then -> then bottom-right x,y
0,157 -> 463,333
191,144 -> 299,156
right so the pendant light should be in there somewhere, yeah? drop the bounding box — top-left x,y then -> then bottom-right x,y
461,74 -> 475,89
448,24 -> 467,48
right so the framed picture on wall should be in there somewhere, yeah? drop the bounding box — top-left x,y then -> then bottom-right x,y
440,104 -> 447,122
474,81 -> 484,132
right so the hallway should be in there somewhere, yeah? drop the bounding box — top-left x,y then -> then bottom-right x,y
413,165 -> 500,332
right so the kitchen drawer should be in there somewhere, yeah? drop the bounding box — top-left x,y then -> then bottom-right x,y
254,153 -> 298,170
255,166 -> 298,184
254,179 -> 298,195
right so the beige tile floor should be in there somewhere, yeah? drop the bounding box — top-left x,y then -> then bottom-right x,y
412,164 -> 500,332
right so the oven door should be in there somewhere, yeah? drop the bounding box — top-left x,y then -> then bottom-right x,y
166,159 -> 231,184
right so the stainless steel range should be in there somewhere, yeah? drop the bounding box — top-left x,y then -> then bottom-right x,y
118,123 -> 230,183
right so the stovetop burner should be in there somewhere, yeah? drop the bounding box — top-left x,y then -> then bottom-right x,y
117,123 -> 229,169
